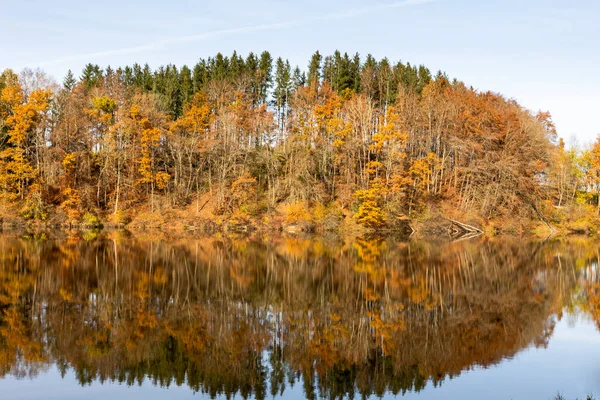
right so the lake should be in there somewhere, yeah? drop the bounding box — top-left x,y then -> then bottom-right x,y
0,231 -> 599,399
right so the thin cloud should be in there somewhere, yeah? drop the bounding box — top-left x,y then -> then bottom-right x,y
317,0 -> 436,20
37,0 -> 437,67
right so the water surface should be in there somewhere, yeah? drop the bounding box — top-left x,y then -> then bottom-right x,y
0,232 -> 599,399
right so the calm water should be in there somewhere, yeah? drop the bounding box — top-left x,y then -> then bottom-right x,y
0,232 -> 599,400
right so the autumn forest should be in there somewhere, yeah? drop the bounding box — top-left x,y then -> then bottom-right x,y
0,51 -> 598,234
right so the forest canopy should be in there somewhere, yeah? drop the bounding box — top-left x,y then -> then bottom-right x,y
0,51 -> 596,234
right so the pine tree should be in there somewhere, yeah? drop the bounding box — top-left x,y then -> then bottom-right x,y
105,65 -> 115,79
378,58 -> 393,108
213,53 -> 229,80
350,53 -> 361,92
179,65 -> 193,107
417,65 -> 432,94
142,64 -> 154,91
307,51 -> 322,89
192,59 -> 208,93
403,62 -> 419,91
273,58 -> 292,133
393,61 -> 406,94
293,67 -> 305,88
258,51 -> 273,104
132,63 -> 143,88
229,50 -> 245,80
161,65 -> 182,118
80,64 -> 103,90
336,52 -> 352,92
323,51 -> 353,93
122,66 -> 134,87
245,53 -> 260,103
245,52 -> 258,75
322,55 -> 333,88
62,70 -> 76,91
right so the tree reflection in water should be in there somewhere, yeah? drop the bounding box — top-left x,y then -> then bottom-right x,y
0,232 -> 598,399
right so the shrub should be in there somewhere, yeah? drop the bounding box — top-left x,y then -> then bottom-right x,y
283,201 -> 312,225
21,185 -> 49,221
82,213 -> 101,228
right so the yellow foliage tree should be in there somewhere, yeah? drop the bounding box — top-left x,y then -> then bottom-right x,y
588,135 -> 600,214
353,178 -> 387,228
0,78 -> 50,200
131,104 -> 170,211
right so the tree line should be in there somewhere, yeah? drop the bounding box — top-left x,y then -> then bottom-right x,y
0,51 -> 597,232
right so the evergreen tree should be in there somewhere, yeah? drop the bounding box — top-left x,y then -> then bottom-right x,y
393,61 -> 406,93
229,50 -> 245,80
417,65 -> 432,93
180,65 -> 193,106
132,63 -> 143,88
403,62 -> 419,91
323,51 -> 355,93
245,52 -> 258,75
213,53 -> 229,80
363,54 -> 377,71
336,51 -> 352,92
122,66 -> 134,87
350,53 -> 361,92
273,58 -> 292,132
307,51 -> 322,89
154,65 -> 182,117
192,59 -> 208,93
293,67 -> 306,88
80,64 -> 103,90
378,58 -> 393,107
258,51 -> 273,104
435,70 -> 447,81
166,65 -> 182,117
154,66 -> 165,93
245,53 -> 260,102
105,65 -> 115,79
322,56 -> 334,88
62,70 -> 76,91
142,63 -> 154,91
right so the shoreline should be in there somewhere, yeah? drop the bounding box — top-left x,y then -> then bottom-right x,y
0,212 -> 591,241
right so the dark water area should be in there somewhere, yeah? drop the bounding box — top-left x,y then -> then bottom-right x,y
0,232 -> 599,399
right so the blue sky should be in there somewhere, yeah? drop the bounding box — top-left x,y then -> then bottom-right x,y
1,0 -> 598,144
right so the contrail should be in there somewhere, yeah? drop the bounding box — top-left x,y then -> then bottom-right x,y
37,0 -> 437,67
38,22 -> 294,66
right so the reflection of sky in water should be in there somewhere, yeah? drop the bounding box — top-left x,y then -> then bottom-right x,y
2,311 -> 600,400
398,313 -> 600,400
